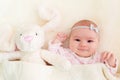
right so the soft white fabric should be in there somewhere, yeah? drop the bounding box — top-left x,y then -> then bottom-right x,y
0,24 -> 15,51
0,62 -> 119,80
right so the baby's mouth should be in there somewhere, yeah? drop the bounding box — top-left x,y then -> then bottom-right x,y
78,48 -> 88,51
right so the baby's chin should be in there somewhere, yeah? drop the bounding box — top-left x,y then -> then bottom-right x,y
76,51 -> 92,58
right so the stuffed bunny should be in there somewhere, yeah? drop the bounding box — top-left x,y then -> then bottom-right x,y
0,24 -> 72,80
0,5 -> 70,69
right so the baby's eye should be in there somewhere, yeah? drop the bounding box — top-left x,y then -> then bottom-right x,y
75,39 -> 80,42
87,40 -> 94,43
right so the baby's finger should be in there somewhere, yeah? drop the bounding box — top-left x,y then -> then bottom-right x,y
101,52 -> 106,62
105,53 -> 112,60
108,53 -> 116,61
111,54 -> 115,59
59,33 -> 66,37
101,52 -> 107,59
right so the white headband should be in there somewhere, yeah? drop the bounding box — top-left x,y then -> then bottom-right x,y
72,24 -> 99,33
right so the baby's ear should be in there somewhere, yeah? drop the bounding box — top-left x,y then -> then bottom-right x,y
0,24 -> 15,51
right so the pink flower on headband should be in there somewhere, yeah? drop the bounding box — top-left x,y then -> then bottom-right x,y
89,24 -> 99,33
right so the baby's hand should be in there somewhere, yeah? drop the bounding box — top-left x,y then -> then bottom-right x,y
101,51 -> 116,67
56,32 -> 67,42
52,32 -> 67,44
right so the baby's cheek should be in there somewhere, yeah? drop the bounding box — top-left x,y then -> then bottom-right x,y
90,47 -> 97,54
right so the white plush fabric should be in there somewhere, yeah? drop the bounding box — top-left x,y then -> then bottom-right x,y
0,24 -> 15,51
0,62 -> 119,80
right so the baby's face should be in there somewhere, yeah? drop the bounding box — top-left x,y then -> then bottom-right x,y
69,28 -> 99,57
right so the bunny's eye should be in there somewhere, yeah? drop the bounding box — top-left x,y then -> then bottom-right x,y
35,33 -> 38,36
20,34 -> 22,36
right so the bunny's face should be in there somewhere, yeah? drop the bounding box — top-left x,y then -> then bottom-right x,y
15,25 -> 45,52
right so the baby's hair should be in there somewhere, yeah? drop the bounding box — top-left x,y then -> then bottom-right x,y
72,20 -> 97,28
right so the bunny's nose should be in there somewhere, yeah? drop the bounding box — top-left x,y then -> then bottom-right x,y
24,36 -> 33,42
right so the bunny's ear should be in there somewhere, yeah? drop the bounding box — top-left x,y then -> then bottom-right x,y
38,4 -> 61,31
0,24 -> 15,51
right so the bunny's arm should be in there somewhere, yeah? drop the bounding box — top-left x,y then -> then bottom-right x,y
0,51 -> 21,62
41,50 -> 71,70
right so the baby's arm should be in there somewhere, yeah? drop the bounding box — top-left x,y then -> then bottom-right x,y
100,51 -> 118,74
48,32 -> 68,54
0,51 -> 21,62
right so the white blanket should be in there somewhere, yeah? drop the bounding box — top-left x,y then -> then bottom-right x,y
0,61 -> 119,80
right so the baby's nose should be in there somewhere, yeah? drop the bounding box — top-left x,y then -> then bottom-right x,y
24,36 -> 33,42
80,42 -> 87,47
